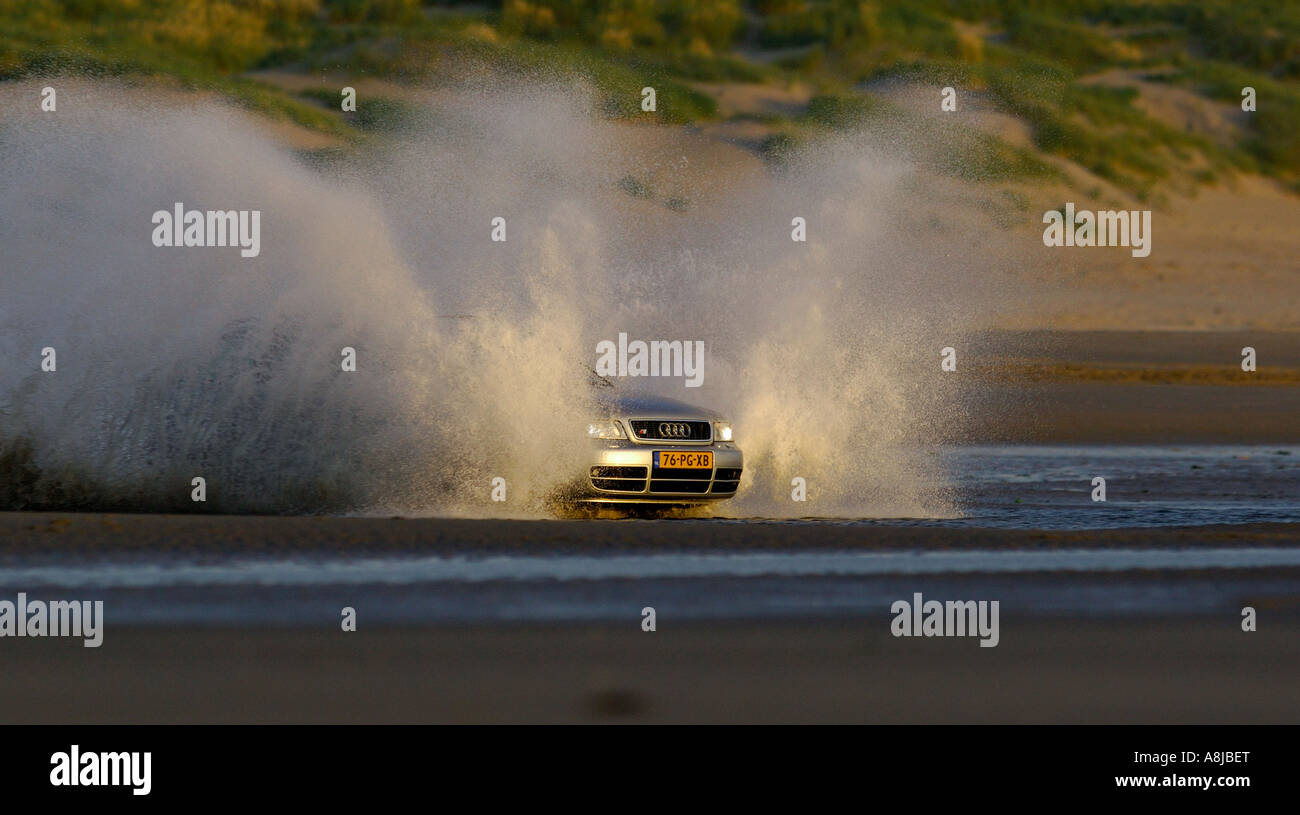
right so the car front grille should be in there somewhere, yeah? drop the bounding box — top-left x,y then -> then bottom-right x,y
591,465 -> 743,496
712,467 -> 742,494
649,466 -> 712,493
591,465 -> 648,492
628,420 -> 711,442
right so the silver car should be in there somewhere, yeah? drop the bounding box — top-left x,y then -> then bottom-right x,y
579,388 -> 744,506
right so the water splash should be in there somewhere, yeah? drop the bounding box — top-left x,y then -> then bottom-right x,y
0,78 -> 1001,517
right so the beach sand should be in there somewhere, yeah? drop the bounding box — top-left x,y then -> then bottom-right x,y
3,619 -> 1294,723
2,511 -> 1296,723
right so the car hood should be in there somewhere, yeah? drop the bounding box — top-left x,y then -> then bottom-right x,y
597,390 -> 725,421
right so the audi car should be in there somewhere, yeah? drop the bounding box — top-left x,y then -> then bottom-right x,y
576,382 -> 744,507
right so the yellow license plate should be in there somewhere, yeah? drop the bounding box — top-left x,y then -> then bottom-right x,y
655,450 -> 713,469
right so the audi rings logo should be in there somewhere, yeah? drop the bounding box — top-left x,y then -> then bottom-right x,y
659,422 -> 691,438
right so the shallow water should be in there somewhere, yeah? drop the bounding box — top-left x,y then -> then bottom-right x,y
2,444 -> 1297,624
869,444 -> 1300,529
6,547 -> 1300,589
3,542 -> 1298,625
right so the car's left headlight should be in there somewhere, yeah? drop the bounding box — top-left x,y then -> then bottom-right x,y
713,421 -> 734,442
587,419 -> 626,439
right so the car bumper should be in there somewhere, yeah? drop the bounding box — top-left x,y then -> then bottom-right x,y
582,440 -> 744,502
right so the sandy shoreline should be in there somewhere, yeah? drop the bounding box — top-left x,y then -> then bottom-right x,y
3,326 -> 1296,723
964,382 -> 1300,443
3,513 -> 1297,555
951,330 -> 1300,443
2,620 -> 1294,723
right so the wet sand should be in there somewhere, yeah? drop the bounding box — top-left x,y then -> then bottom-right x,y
2,620 -> 1295,723
2,511 -> 1296,722
2,329 -> 1296,722
965,382 -> 1300,443
950,330 -> 1300,443
3,513 -> 1297,555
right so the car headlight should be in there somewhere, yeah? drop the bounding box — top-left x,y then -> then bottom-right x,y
587,419 -> 626,440
713,421 -> 733,442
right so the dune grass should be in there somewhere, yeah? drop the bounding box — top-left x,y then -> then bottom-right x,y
2,1 -> 1297,193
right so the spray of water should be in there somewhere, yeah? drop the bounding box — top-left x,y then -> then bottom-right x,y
0,77 -> 1006,517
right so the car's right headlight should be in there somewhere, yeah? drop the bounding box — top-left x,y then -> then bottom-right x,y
713,421 -> 734,442
587,419 -> 626,439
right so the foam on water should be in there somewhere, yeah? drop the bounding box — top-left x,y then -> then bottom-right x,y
6,547 -> 1300,589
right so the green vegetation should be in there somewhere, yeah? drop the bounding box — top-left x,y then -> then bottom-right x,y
298,87 -> 422,131
772,89 -> 1058,184
617,173 -> 653,198
801,92 -> 879,128
3,0 -> 1298,193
